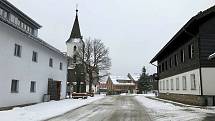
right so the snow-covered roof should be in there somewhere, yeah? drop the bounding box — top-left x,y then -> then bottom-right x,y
209,52 -> 215,60
115,83 -> 135,86
129,73 -> 140,81
99,76 -> 109,83
109,75 -> 135,85
109,76 -> 119,84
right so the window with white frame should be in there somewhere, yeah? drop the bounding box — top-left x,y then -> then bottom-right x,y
191,74 -> 196,90
32,51 -> 38,62
15,18 -> 20,26
176,78 -> 179,90
165,61 -> 168,70
0,8 -> 3,16
159,81 -> 162,90
166,80 -> 169,90
181,49 -> 185,63
60,62 -> 63,70
2,10 -> 8,19
163,80 -> 165,90
49,58 -> 53,67
174,54 -> 178,66
188,44 -> 194,59
30,81 -> 36,93
182,76 -> 187,90
171,79 -> 174,90
11,80 -> 19,93
21,22 -> 24,29
10,14 -> 16,23
14,44 -> 22,57
169,58 -> 172,68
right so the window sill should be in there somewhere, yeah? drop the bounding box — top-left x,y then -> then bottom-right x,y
11,91 -> 18,93
191,88 -> 196,90
14,55 -> 21,58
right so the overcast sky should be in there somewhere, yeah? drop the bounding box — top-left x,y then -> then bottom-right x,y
8,0 -> 214,76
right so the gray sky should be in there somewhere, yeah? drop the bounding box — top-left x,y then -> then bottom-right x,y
8,0 -> 214,76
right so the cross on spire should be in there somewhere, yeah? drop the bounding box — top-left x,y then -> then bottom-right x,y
69,7 -> 81,39
76,4 -> 78,13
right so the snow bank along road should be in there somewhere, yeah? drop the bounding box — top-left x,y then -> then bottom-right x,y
47,95 -> 152,121
135,94 -> 215,121
0,95 -> 104,121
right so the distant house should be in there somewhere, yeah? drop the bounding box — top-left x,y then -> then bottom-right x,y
106,75 -> 137,94
0,0 -> 67,109
127,73 -> 139,91
98,81 -> 107,94
150,5 -> 215,106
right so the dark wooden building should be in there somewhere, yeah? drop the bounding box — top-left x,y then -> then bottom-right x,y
150,5 -> 215,106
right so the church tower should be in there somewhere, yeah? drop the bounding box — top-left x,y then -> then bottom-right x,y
66,9 -> 84,65
67,9 -> 86,93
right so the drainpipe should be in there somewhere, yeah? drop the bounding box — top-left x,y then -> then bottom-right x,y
150,62 -> 159,96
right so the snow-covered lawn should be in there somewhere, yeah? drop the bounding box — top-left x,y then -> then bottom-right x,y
135,94 -> 215,121
0,95 -> 104,121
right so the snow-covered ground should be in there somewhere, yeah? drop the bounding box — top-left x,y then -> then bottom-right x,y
0,95 -> 104,121
135,94 -> 215,121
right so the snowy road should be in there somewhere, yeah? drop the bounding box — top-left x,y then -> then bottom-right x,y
47,95 -> 152,121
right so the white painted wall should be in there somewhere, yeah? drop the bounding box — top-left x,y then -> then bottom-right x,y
0,21 -> 67,108
201,68 -> 215,95
159,69 -> 201,95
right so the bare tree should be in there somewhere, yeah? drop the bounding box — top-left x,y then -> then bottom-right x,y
76,38 -> 111,92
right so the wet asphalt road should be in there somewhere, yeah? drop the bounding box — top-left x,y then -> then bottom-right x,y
47,95 -> 152,121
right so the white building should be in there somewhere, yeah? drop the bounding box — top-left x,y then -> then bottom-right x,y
0,0 -> 67,109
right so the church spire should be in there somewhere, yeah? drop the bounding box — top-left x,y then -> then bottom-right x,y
69,8 -> 82,39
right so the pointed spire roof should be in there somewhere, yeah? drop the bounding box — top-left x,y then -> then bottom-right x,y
67,9 -> 82,42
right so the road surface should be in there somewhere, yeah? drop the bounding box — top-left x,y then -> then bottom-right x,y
47,95 -> 152,121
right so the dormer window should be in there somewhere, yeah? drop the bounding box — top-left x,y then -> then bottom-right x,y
0,8 -> 8,19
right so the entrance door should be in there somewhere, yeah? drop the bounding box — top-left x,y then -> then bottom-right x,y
48,80 -> 61,100
56,81 -> 61,100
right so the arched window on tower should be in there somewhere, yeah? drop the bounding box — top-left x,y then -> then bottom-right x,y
73,55 -> 77,63
74,46 -> 77,52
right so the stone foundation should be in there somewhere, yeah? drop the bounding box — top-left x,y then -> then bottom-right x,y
159,93 -> 205,106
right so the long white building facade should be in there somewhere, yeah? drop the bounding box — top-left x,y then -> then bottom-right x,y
0,0 -> 67,109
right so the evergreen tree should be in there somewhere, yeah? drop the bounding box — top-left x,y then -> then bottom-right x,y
138,66 -> 152,94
